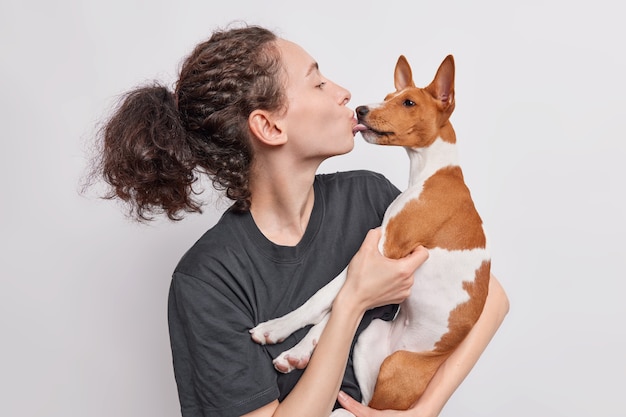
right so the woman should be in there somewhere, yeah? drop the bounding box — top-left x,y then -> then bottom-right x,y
94,24 -> 508,417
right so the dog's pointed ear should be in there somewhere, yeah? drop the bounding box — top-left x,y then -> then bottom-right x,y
426,55 -> 455,110
394,55 -> 415,91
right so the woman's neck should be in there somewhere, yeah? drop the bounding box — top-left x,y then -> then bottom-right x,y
248,162 -> 317,246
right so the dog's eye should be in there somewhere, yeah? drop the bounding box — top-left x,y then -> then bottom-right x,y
403,99 -> 415,107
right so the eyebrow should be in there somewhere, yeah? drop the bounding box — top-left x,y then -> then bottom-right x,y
305,62 -> 319,77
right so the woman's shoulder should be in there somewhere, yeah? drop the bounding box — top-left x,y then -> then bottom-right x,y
316,169 -> 395,188
314,170 -> 401,220
172,210 -> 248,281
316,170 -> 400,197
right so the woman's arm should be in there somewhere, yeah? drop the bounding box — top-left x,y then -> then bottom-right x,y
243,300 -> 365,417
337,274 -> 509,417
243,229 -> 430,417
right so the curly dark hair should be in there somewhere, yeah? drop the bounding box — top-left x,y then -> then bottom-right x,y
90,24 -> 284,221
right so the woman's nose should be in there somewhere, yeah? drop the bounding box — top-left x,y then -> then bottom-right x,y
339,86 -> 351,105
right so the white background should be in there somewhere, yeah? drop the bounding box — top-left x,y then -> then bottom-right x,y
2,1 -> 624,416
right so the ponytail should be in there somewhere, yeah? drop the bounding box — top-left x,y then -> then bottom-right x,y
97,83 -> 202,221
88,25 -> 282,220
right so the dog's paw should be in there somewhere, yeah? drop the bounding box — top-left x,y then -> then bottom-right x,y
272,352 -> 309,373
249,319 -> 291,345
272,339 -> 316,373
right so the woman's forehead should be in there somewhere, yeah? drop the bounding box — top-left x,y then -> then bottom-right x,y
276,38 -> 318,80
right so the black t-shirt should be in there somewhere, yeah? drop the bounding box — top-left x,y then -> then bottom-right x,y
168,170 -> 401,417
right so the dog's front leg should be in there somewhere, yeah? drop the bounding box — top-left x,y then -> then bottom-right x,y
272,313 -> 330,373
250,268 -> 347,345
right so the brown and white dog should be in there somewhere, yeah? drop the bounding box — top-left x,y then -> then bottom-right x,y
250,55 -> 490,414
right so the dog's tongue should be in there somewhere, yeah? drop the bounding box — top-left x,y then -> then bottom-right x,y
352,123 -> 368,135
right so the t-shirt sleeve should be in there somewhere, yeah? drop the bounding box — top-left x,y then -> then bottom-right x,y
168,271 -> 279,417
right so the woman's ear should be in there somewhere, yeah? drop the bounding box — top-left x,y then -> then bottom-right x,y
248,110 -> 287,146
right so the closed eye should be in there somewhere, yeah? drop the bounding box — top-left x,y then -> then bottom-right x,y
316,81 -> 327,89
403,99 -> 415,107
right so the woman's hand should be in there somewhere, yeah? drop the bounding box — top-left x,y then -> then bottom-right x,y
337,228 -> 429,315
337,391 -> 407,417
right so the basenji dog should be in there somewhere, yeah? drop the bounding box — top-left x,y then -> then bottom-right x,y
250,54 -> 490,413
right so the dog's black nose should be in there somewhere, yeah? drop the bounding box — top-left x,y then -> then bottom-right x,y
356,106 -> 369,118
